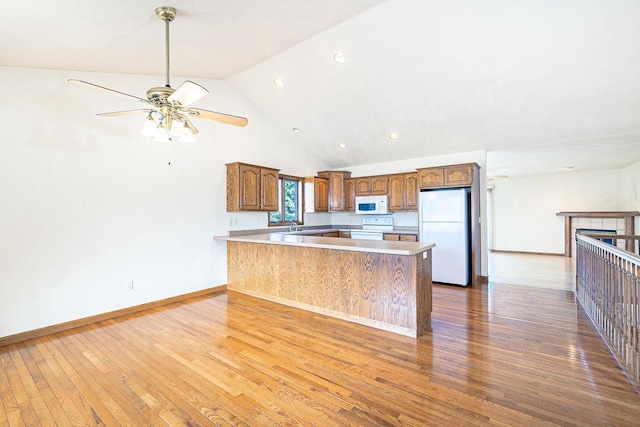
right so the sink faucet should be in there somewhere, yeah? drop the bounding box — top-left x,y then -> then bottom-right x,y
289,220 -> 298,232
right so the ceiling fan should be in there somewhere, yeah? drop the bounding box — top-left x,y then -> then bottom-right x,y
69,6 -> 248,142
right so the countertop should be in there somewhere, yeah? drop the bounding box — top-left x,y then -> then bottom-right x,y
215,233 -> 434,255
229,225 -> 419,237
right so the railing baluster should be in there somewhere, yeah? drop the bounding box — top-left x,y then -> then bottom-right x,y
576,233 -> 640,392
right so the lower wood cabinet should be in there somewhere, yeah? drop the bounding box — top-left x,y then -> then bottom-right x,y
323,231 -> 340,237
383,233 -> 418,242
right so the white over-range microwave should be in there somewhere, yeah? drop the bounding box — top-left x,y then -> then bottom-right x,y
355,195 -> 389,214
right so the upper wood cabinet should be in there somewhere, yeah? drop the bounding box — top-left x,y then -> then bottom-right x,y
388,173 -> 418,211
355,177 -> 372,196
372,176 -> 389,195
417,168 -> 444,188
444,164 -> 473,186
344,178 -> 356,211
388,174 -> 404,210
417,164 -> 474,189
404,173 -> 418,210
226,162 -> 279,212
355,176 -> 389,196
304,176 -> 329,212
318,171 -> 351,212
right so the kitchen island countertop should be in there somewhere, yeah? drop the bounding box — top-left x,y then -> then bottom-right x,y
215,233 -> 434,256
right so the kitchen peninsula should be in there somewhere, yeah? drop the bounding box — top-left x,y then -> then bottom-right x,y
215,233 -> 435,337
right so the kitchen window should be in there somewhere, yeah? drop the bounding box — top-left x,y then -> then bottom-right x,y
269,175 -> 303,225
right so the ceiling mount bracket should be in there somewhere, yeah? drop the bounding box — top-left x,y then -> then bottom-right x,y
155,6 -> 176,22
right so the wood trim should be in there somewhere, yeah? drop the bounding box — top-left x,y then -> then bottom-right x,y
556,211 -> 640,218
0,285 -> 227,348
564,216 -> 572,257
476,275 -> 489,285
227,289 -> 418,337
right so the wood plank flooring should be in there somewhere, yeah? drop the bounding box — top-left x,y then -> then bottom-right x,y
489,251 -> 575,291
2,256 -> 640,425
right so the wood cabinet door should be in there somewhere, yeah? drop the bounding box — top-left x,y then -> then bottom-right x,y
260,168 -> 279,211
444,164 -> 473,186
371,176 -> 389,195
404,173 -> 418,211
239,164 -> 261,210
323,231 -> 340,237
388,174 -> 404,210
344,179 -> 356,211
400,234 -> 418,242
315,178 -> 329,212
355,178 -> 372,196
328,172 -> 345,211
383,233 -> 400,241
417,168 -> 444,188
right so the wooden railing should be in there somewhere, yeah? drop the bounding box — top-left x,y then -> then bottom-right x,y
576,233 -> 640,392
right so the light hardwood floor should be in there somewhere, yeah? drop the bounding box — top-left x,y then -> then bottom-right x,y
1,253 -> 639,426
489,251 -> 575,290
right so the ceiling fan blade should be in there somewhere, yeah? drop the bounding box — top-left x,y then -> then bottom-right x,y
186,108 -> 248,127
68,79 -> 151,105
168,81 -> 209,107
96,109 -> 155,117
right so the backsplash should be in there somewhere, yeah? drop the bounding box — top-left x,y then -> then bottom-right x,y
329,211 -> 418,227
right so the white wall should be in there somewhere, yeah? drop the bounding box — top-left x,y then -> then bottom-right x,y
491,168 -> 625,253
0,66 -> 329,338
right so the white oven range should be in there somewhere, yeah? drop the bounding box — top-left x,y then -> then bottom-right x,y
350,217 -> 394,241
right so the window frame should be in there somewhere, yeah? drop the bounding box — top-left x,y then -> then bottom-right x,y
268,174 -> 304,226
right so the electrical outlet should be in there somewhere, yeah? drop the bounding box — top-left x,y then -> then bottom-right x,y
126,280 -> 134,291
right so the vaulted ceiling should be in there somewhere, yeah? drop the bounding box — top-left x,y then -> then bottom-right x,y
4,0 -> 640,176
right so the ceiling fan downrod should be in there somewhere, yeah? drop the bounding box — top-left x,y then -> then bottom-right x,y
155,6 -> 176,88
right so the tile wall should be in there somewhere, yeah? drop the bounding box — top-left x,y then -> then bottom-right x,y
570,217 -> 626,256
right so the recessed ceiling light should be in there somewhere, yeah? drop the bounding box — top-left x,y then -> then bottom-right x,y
388,132 -> 399,140
333,53 -> 346,64
292,128 -> 301,133
273,78 -> 284,87
337,143 -> 347,149
561,166 -> 574,171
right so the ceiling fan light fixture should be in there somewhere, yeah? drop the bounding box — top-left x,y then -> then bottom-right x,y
153,121 -> 172,142
71,6 -> 248,142
169,117 -> 186,136
141,113 -> 157,137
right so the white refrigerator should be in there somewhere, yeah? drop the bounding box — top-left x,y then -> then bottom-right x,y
419,188 -> 469,286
